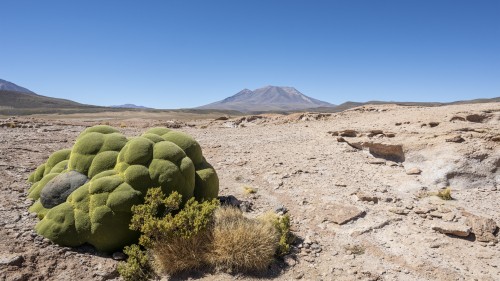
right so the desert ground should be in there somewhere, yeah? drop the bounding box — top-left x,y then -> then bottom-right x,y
0,103 -> 499,281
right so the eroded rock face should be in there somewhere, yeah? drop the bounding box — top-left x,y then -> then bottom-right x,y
40,171 -> 88,208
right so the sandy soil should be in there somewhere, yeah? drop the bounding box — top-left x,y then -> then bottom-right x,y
0,103 -> 499,281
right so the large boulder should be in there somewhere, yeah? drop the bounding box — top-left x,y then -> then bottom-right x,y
40,171 -> 88,208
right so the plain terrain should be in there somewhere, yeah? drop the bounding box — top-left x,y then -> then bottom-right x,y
0,102 -> 499,281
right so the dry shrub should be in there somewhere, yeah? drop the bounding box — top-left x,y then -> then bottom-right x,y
258,211 -> 293,256
152,231 -> 211,275
208,206 -> 278,272
120,189 -> 292,279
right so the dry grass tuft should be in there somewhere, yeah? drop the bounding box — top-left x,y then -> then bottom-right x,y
152,232 -> 211,275
243,186 -> 257,195
344,244 -> 365,255
437,187 -> 452,200
208,206 -> 278,272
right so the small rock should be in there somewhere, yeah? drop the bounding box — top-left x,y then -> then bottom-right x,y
356,192 -> 379,203
337,137 -> 346,142
406,167 -> 422,175
112,252 -> 127,261
275,205 -> 288,214
429,211 -> 443,218
330,204 -> 365,224
389,207 -> 409,215
0,255 -> 24,266
368,159 -> 386,165
446,135 -> 465,143
414,205 -> 436,214
442,212 -> 456,222
432,222 -> 471,237
339,130 -> 357,137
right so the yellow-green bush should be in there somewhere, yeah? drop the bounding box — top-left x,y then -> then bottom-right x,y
117,244 -> 154,281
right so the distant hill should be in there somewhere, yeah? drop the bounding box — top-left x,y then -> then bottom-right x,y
197,86 -> 335,112
110,104 -> 152,109
0,79 -> 242,116
0,79 -> 35,94
300,97 -> 500,113
0,78 -> 102,115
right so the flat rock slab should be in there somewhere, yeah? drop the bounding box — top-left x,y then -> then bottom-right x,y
330,204 -> 365,224
432,222 -> 471,237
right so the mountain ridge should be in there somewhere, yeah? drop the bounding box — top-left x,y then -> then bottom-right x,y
198,86 -> 334,112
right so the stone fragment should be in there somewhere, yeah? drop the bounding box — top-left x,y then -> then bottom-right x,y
414,205 -> 437,214
356,192 -> 379,203
0,255 -> 24,266
330,204 -> 365,224
432,222 -> 471,237
406,167 -> 422,175
446,136 -> 465,143
429,122 -> 440,127
339,130 -> 357,137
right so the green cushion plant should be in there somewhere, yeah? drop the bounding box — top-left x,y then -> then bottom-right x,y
27,125 -> 219,252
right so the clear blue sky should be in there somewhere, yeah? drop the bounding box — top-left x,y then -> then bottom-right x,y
1,0 -> 499,108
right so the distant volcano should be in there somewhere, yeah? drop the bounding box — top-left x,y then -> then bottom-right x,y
197,86 -> 335,112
